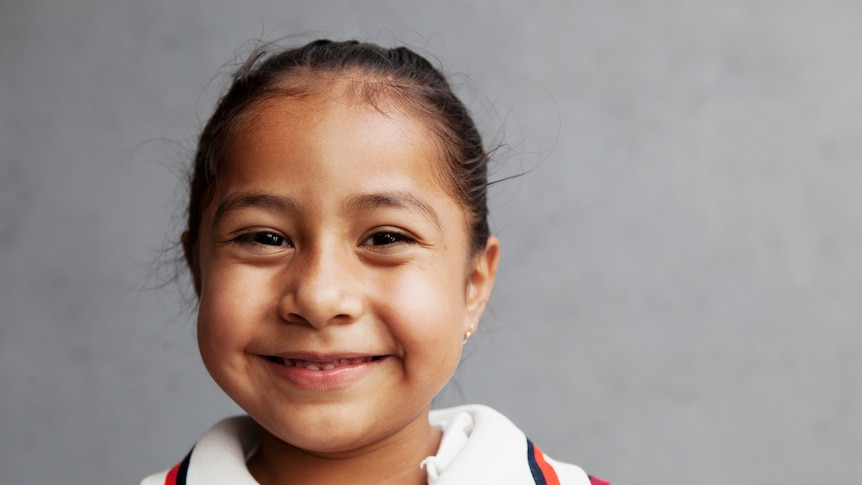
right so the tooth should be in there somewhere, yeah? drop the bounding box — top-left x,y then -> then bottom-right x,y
279,357 -> 376,370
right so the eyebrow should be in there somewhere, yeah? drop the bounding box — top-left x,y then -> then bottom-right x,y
211,190 -> 441,229
211,192 -> 298,229
344,192 -> 441,229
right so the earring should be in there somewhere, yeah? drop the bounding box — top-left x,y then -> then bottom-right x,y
462,326 -> 474,345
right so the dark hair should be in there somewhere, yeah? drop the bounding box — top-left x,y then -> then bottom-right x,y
185,39 -> 491,275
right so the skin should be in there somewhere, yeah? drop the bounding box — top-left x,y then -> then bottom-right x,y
184,81 -> 499,484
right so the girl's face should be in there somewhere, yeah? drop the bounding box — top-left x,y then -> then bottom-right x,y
189,84 -> 498,455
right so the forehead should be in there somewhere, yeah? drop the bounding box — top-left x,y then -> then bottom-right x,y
222,87 -> 435,184
230,76 -> 431,149
209,86 -> 464,228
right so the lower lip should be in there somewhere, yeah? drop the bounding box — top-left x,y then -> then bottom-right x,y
262,357 -> 386,391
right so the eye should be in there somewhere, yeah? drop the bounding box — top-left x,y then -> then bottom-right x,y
233,231 -> 292,248
363,230 -> 414,247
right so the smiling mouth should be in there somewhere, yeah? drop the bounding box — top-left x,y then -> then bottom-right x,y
264,355 -> 384,370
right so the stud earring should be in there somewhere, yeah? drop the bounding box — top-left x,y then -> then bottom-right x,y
462,326 -> 474,345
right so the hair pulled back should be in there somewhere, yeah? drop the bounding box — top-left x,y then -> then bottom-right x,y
185,39 -> 491,272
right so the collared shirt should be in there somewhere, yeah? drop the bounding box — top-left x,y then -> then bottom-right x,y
141,404 -> 607,485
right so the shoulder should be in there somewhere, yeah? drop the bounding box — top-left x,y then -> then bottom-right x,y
139,416 -> 259,485
428,404 -> 608,485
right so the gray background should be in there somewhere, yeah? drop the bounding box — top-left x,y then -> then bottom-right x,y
1,1 -> 860,483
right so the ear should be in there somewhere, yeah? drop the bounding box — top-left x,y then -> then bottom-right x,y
464,236 -> 500,332
181,231 -> 202,296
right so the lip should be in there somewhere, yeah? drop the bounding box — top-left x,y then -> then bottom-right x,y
259,353 -> 388,391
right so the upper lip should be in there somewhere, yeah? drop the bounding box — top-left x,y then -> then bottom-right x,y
260,351 -> 385,361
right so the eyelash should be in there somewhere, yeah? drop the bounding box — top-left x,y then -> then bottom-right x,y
231,230 -> 414,249
363,230 -> 415,247
233,231 -> 292,248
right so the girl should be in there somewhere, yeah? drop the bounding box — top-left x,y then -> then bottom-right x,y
142,39 -> 607,485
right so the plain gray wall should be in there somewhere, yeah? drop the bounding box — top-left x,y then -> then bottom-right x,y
2,1 -> 860,483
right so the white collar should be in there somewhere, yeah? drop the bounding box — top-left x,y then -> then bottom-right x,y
146,405 -> 590,484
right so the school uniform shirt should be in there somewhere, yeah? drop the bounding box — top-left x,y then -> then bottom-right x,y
141,404 -> 609,485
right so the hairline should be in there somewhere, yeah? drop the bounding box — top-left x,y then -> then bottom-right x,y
214,73 -> 473,234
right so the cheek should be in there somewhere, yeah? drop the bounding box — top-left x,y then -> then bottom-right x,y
196,291 -> 238,379
195,265 -> 272,366
378,264 -> 467,362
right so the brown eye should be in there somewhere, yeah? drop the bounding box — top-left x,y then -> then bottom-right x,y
235,231 -> 291,247
365,231 -> 412,246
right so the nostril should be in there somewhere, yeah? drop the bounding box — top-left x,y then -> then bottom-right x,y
282,312 -> 310,325
277,287 -> 363,329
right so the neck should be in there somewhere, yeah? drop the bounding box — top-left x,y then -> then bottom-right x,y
248,411 -> 442,485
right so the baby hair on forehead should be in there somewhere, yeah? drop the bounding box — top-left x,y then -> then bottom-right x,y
184,39 -> 492,277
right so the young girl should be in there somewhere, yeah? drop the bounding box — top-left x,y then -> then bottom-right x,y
142,39 -> 607,485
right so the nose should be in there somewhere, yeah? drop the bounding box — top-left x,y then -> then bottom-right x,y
278,243 -> 363,329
